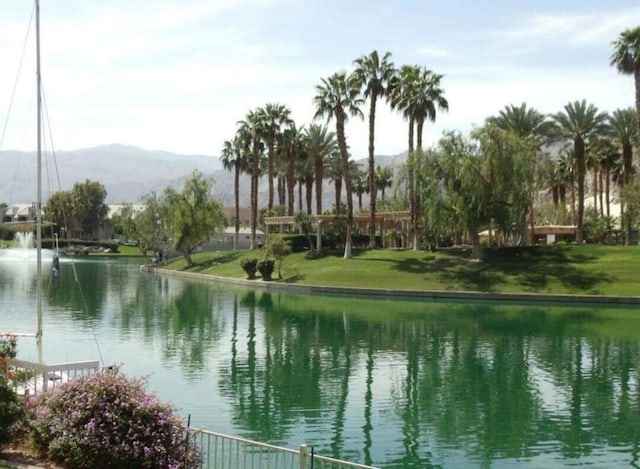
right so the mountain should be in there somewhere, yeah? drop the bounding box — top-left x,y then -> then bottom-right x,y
0,144 -> 406,207
0,144 -> 221,203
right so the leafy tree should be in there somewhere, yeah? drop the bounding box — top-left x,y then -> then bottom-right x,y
118,195 -> 168,260
70,180 -> 108,240
353,50 -> 396,248
313,72 -> 364,259
266,236 -> 292,279
551,100 -> 608,243
611,26 -> 640,140
44,190 -> 74,238
164,170 -> 227,267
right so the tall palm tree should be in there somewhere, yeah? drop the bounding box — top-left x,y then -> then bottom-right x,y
390,65 -> 448,249
352,169 -> 368,212
313,72 -> 364,259
304,124 -> 337,215
220,137 -> 247,250
352,50 -> 396,248
608,108 -> 638,243
258,103 -> 293,210
237,110 -> 264,249
326,151 -> 344,213
280,122 -> 304,216
611,27 -> 640,140
551,100 -> 608,243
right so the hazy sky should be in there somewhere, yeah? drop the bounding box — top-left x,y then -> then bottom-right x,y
0,0 -> 639,159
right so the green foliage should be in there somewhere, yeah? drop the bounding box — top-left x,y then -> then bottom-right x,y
266,236 -> 292,279
164,170 -> 227,267
44,190 -> 74,237
118,196 -> 168,259
257,259 -> 275,280
31,370 -> 200,468
240,258 -> 258,279
72,180 -> 109,240
0,334 -> 24,444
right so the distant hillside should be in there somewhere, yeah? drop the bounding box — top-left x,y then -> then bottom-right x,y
0,144 -> 221,203
0,144 -> 406,206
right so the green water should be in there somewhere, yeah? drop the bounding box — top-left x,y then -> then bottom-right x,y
1,257 -> 640,468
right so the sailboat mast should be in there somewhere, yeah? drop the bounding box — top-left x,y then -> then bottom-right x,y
35,0 -> 43,341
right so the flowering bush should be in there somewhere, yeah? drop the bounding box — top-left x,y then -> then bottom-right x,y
0,333 -> 24,444
31,369 -> 201,468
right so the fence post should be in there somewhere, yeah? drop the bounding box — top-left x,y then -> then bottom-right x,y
299,444 -> 308,469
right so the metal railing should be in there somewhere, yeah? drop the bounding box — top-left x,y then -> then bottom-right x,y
8,358 -> 100,396
187,427 -> 379,469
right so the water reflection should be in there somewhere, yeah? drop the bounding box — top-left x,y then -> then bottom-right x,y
2,260 -> 640,467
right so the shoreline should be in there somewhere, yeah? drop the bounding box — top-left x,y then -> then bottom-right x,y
142,265 -> 640,306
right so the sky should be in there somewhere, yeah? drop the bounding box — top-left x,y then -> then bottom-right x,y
0,0 -> 639,160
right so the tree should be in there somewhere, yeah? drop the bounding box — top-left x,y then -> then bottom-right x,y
611,26 -> 640,141
71,180 -> 108,239
304,124 -> 337,215
293,211 -> 315,253
220,137 -> 247,250
258,103 -> 293,210
237,110 -> 264,249
352,169 -> 368,212
390,65 -> 448,249
376,165 -> 393,205
163,170 -> 227,267
609,109 -> 638,241
44,190 -> 74,238
489,103 -> 548,138
280,122 -> 304,216
551,100 -> 608,243
313,72 -> 364,259
352,50 -> 396,248
265,236 -> 292,279
118,195 -> 167,260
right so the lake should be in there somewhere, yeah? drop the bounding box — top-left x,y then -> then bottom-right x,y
1,256 -> 639,468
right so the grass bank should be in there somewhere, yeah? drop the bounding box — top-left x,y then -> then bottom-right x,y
163,244 -> 640,297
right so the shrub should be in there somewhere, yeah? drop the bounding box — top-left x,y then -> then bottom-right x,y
31,370 -> 201,469
240,258 -> 258,279
257,259 -> 275,281
0,334 -> 24,444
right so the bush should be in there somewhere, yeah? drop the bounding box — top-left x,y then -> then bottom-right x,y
257,259 -> 275,281
31,370 -> 201,469
240,258 -> 258,279
0,334 -> 24,444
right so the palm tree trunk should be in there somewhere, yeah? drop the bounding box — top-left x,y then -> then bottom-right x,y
575,138 -> 585,243
592,168 -> 598,216
635,65 -> 640,145
336,114 -> 353,259
598,170 -> 604,217
413,118 -> 425,250
305,175 -> 313,214
286,160 -> 295,216
335,178 -> 342,213
267,139 -> 275,210
315,154 -> 323,215
298,180 -> 303,213
234,165 -> 240,250
605,169 -> 611,217
368,94 -> 378,249
251,145 -> 259,249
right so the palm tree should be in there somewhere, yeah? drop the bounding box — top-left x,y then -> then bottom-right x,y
611,27 -> 640,140
326,151 -> 344,213
609,108 -> 638,242
313,72 -> 364,259
490,103 -> 548,139
237,110 -> 264,249
390,65 -> 448,249
280,122 -> 304,216
352,169 -> 368,212
376,165 -> 393,205
304,124 -> 337,215
220,137 -> 247,250
258,103 -> 293,210
551,100 -> 608,243
352,50 -> 396,248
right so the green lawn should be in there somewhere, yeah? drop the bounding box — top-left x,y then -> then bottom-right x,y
164,244 -> 640,297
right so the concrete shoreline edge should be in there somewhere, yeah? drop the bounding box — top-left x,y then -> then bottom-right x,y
141,266 -> 640,306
